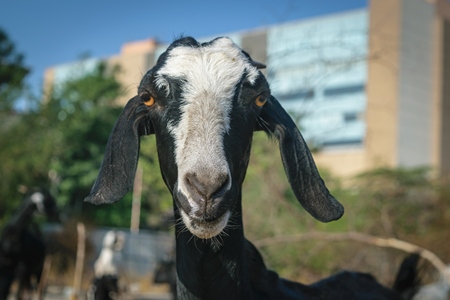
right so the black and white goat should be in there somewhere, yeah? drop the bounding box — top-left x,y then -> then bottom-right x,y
88,230 -> 125,300
0,188 -> 59,300
86,37 -> 420,299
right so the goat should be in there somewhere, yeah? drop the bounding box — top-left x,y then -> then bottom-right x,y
0,188 -> 59,300
85,36 -> 420,299
88,230 -> 125,300
413,264 -> 450,300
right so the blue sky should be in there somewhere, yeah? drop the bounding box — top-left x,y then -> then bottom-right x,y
1,0 -> 367,97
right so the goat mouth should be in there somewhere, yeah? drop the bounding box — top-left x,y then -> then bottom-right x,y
180,210 -> 230,239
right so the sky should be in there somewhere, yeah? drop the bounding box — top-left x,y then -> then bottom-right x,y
0,0 -> 367,98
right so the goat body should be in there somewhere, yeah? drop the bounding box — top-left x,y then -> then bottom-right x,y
86,37 -> 419,299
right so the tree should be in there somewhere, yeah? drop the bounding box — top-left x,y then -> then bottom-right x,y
42,61 -> 139,226
0,56 -> 173,228
0,60 -> 123,225
46,62 -> 173,227
0,27 -> 29,113
0,27 -> 31,224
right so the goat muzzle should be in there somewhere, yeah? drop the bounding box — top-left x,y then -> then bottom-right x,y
174,172 -> 234,239
184,171 -> 230,202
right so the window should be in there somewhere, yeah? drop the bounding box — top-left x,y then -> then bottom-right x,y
278,89 -> 315,101
322,138 -> 363,147
324,84 -> 365,98
343,112 -> 359,123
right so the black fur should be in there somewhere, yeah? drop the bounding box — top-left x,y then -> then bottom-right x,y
91,275 -> 118,300
257,97 -> 343,222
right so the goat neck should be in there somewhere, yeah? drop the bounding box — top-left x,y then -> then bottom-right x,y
174,195 -> 253,300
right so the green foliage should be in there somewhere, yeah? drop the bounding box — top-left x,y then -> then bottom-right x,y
0,27 -> 29,112
138,136 -> 173,228
243,142 -> 450,280
84,194 -> 133,228
0,27 -> 31,223
44,62 -> 172,228
350,166 -> 438,236
0,58 -> 127,226
45,62 -> 123,208
0,52 -> 171,229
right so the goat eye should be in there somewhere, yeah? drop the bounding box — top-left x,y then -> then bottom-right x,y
140,93 -> 155,107
255,95 -> 267,107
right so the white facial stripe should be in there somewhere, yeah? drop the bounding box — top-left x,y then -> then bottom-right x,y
30,192 -> 45,213
157,38 -> 259,86
157,38 -> 258,200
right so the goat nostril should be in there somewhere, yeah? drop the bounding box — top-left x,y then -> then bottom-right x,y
184,172 -> 229,200
185,173 -> 203,197
212,174 -> 230,198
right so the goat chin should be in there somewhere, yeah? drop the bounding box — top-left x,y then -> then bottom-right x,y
180,210 -> 230,239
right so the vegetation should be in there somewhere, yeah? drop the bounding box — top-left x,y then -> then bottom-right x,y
0,28 -> 29,113
243,136 -> 450,283
0,28 -> 173,229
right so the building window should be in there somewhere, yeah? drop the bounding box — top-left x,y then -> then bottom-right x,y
278,89 -> 315,101
343,112 -> 359,123
323,84 -> 365,98
322,138 -> 363,147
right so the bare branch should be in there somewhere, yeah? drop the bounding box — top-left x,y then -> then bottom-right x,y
254,231 -> 450,284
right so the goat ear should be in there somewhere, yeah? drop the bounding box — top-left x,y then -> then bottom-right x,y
255,96 -> 344,222
241,50 -> 266,69
85,96 -> 153,205
250,60 -> 266,69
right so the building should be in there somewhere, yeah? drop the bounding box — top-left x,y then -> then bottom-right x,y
44,0 -> 450,178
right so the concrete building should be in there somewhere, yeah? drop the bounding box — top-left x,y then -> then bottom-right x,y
44,0 -> 450,178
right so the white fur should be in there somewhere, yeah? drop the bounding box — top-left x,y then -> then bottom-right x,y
30,192 -> 45,213
94,230 -> 125,277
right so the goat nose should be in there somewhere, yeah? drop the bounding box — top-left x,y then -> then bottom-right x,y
184,171 -> 229,200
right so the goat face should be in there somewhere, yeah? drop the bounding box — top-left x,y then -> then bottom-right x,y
150,37 -> 269,238
85,36 -> 344,239
27,188 -> 60,222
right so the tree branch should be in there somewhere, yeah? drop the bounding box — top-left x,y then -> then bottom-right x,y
254,231 -> 450,284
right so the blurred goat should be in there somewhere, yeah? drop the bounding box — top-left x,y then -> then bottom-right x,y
88,230 -> 125,300
0,188 -> 59,300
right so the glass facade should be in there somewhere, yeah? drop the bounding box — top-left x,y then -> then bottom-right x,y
52,58 -> 100,88
266,9 -> 368,149
44,1 -> 450,175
